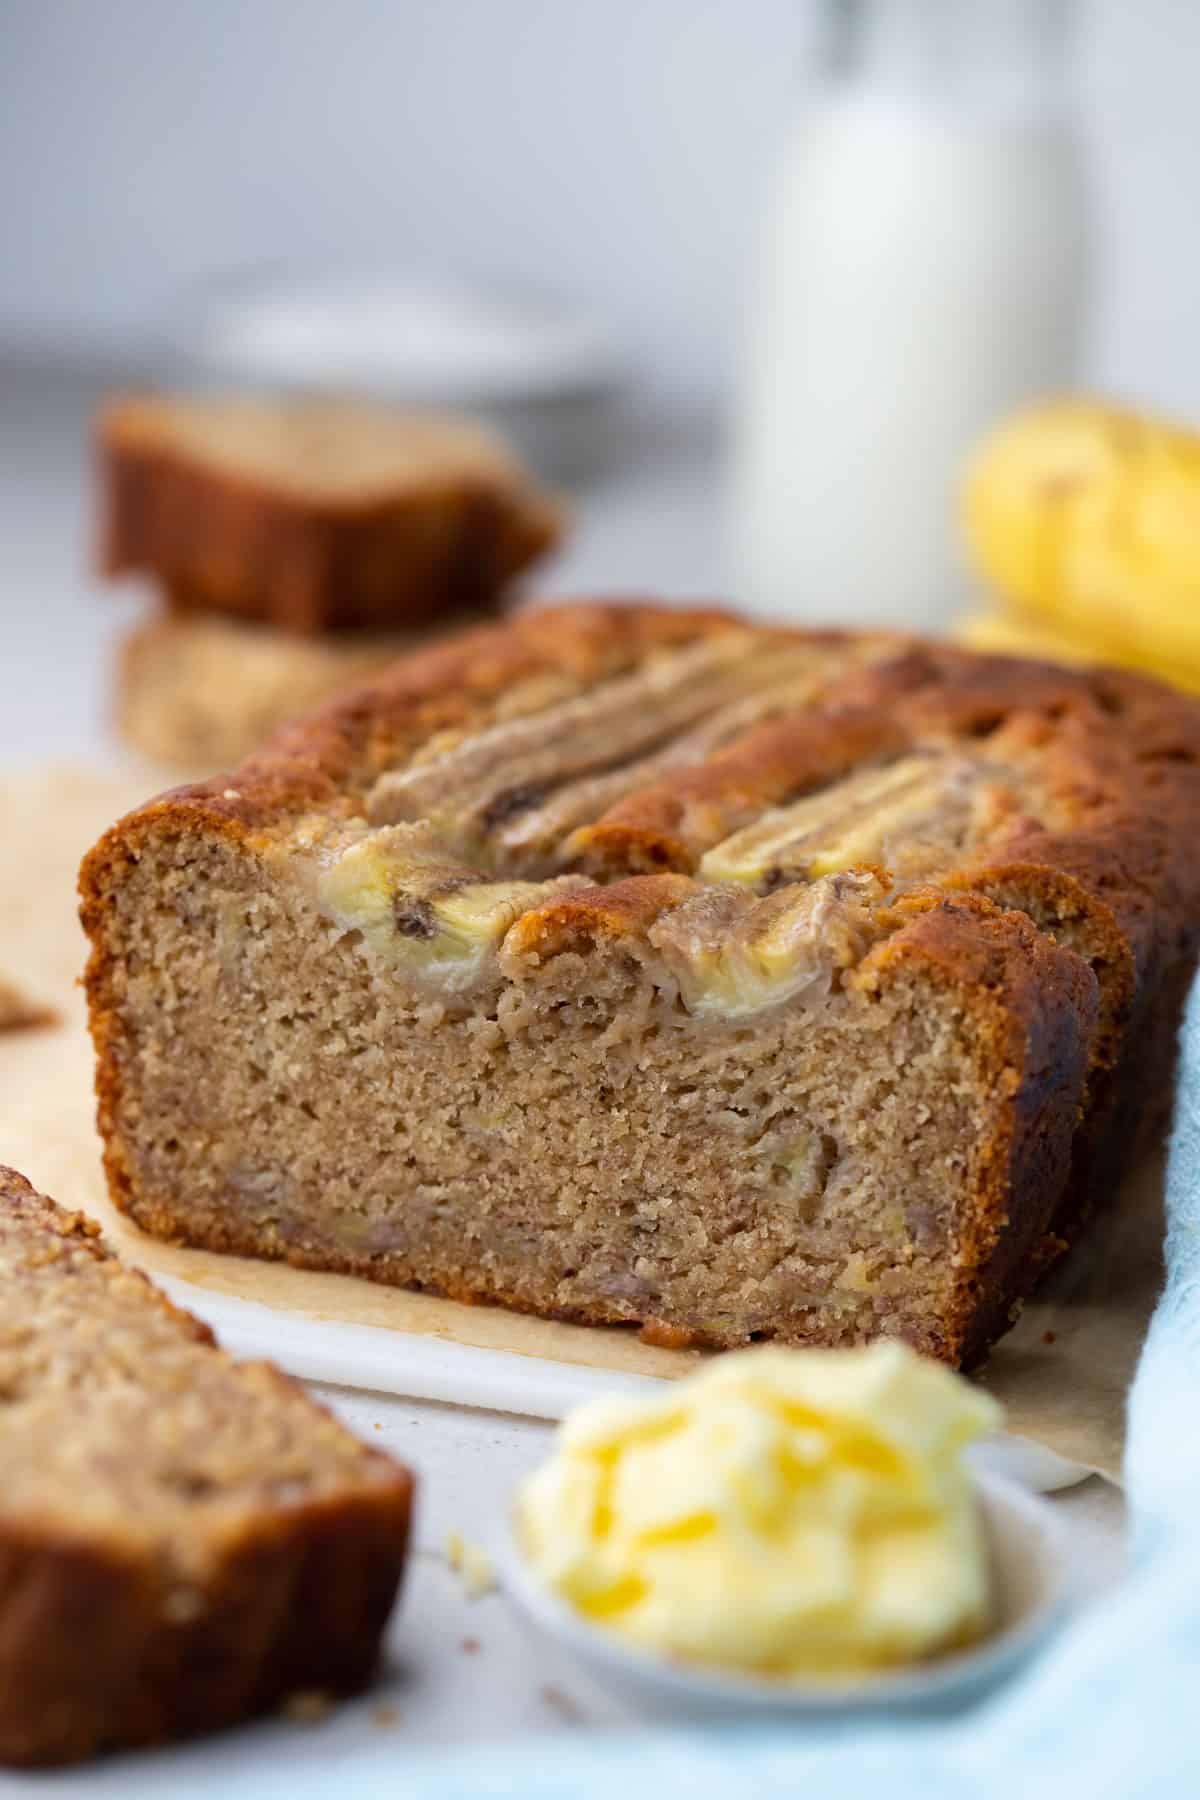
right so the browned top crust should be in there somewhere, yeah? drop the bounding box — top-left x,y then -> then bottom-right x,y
99,602 -> 752,828
87,599 -> 1200,921
97,392 -> 566,633
82,598 -> 1200,981
83,596 -> 1200,1096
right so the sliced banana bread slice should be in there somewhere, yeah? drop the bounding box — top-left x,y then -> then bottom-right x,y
79,604 -> 1200,1368
115,605 -> 486,770
0,1167 -> 413,1768
97,392 -> 565,634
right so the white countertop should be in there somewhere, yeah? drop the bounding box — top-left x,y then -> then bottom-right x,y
0,356 -> 1126,1790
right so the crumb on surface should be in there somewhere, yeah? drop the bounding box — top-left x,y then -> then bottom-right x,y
1043,1330 -> 1058,1345
282,1690 -> 335,1725
541,1684 -> 586,1725
460,1636 -> 481,1655
371,1702 -> 401,1728
0,973 -> 58,1034
446,1529 -> 497,1598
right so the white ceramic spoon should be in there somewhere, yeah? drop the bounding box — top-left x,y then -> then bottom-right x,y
498,1471 -> 1072,1720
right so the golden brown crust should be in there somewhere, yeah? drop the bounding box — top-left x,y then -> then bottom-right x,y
97,393 -> 564,634
78,602 -> 1200,1367
572,702 -> 910,873
0,1167 -> 413,1768
91,601 -> 752,828
504,872 -> 701,957
854,894 -> 1099,1361
0,1492 -> 408,1768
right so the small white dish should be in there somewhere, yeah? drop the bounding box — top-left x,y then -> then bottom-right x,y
499,1470 -> 1071,1719
162,266 -> 626,481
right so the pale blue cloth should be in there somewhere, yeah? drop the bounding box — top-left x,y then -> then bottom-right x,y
44,977 -> 1200,1800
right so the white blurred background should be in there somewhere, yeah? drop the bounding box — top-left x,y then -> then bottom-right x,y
2,0 -> 1198,757
0,0 -> 1195,414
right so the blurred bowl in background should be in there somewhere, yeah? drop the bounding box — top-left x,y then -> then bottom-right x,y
160,266 -> 628,484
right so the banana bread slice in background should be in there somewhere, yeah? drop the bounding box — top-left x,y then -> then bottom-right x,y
0,1166 -> 413,1768
80,603 -> 1200,1368
97,393 -> 565,634
115,605 -> 486,769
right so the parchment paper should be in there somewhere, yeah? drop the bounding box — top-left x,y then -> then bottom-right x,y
0,764 -> 1163,1480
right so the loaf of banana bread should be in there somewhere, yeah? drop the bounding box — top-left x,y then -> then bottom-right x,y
80,603 -> 1200,1366
98,393 -> 564,634
0,1166 -> 413,1766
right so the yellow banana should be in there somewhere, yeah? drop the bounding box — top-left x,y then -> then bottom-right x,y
961,399 -> 1200,690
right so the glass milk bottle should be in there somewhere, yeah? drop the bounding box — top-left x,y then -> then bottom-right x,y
730,0 -> 1086,631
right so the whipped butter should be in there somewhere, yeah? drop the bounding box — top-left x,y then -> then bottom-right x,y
516,1343 -> 1002,1681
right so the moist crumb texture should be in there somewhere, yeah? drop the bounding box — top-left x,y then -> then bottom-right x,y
79,603 -> 1200,1369
97,392 -> 565,635
0,1167 -> 413,1768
